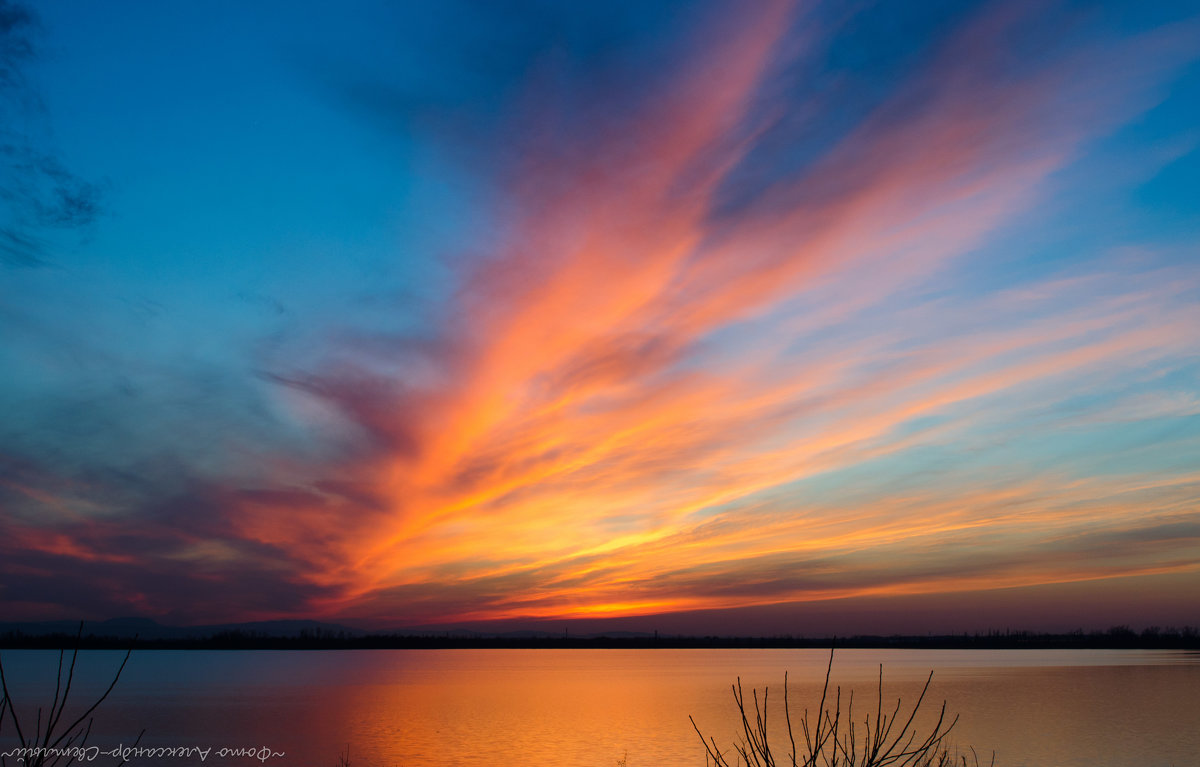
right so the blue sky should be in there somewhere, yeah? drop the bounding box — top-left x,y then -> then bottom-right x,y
1,0 -> 1198,632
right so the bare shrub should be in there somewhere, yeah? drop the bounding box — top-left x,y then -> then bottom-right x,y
690,649 -> 992,767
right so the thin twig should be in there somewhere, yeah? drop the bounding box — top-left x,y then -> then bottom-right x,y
692,650 -> 975,767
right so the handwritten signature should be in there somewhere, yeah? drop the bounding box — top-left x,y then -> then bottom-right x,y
0,744 -> 286,763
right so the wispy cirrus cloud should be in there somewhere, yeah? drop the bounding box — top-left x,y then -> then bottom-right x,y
0,0 -> 104,268
277,1 -> 1199,623
1,0 -> 1197,629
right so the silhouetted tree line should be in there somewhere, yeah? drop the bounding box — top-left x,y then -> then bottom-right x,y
1,625 -> 1196,650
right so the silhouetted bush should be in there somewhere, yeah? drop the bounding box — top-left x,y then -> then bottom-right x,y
691,650 -> 991,767
0,624 -> 142,767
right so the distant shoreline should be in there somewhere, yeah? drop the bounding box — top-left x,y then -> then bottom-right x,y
2,627 -> 1196,651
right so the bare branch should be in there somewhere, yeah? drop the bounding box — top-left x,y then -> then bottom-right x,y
691,650 -> 982,767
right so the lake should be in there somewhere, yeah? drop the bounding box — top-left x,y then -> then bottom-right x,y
1,648 -> 1197,766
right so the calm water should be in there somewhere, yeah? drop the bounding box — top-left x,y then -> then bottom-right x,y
1,648 -> 1197,767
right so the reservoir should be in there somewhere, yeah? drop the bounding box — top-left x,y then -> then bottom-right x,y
1,648 -> 1197,766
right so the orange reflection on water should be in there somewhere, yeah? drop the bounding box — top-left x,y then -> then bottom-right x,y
50,649 -> 1197,767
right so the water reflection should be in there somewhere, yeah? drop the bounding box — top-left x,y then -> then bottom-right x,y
1,649 -> 1196,766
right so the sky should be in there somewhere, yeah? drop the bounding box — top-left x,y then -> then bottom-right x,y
1,0 -> 1198,635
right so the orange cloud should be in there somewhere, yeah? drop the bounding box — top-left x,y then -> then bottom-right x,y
36,1 -> 1182,628
238,1 -> 1199,628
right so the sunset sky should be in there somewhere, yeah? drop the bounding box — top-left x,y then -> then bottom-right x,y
1,0 -> 1198,634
